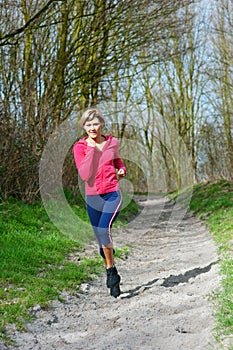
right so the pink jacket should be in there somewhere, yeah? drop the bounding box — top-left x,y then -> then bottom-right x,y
73,135 -> 126,195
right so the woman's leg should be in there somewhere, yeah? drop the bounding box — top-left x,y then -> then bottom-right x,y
86,194 -> 117,263
98,191 -> 122,298
86,195 -> 105,259
86,191 -> 122,297
97,191 -> 122,267
87,191 -> 122,260
102,243 -> 114,268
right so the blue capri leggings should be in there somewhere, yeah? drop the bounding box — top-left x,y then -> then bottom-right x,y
86,190 -> 122,258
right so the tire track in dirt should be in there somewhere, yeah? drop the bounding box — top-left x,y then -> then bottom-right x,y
2,196 -> 220,350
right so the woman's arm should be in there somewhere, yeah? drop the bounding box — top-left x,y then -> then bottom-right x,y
113,139 -> 126,176
73,143 -> 97,181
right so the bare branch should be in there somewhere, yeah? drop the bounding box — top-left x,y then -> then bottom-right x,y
0,0 -> 61,46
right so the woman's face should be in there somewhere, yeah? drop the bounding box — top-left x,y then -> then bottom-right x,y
84,117 -> 102,139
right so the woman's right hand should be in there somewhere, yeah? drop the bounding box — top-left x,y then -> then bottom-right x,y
86,138 -> 96,147
118,168 -> 126,177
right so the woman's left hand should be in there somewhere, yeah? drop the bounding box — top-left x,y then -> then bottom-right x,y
118,169 -> 126,177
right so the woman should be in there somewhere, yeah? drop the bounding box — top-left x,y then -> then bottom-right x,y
73,108 -> 126,298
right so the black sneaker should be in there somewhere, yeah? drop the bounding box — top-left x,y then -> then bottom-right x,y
106,266 -> 121,298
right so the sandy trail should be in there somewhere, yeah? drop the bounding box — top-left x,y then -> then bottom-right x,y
2,196 -> 220,350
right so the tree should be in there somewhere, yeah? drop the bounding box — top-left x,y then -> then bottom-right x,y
0,0 -> 196,200
208,0 -> 233,180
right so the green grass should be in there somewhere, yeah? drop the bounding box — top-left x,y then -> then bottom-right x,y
188,179 -> 233,347
0,191 -> 138,343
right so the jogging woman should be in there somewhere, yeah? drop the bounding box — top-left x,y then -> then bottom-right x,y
73,108 -> 126,298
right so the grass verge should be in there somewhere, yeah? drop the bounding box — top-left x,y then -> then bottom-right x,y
187,179 -> 233,347
0,191 -> 138,343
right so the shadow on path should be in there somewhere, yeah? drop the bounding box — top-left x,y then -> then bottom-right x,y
161,261 -> 218,287
121,260 -> 218,299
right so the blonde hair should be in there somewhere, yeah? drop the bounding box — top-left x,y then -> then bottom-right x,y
80,108 -> 105,127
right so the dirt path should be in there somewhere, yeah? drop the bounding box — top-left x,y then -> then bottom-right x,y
3,196 -> 220,350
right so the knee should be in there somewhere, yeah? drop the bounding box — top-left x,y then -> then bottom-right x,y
102,242 -> 113,249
